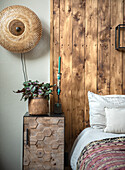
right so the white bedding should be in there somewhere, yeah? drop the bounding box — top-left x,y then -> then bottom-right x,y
70,127 -> 125,170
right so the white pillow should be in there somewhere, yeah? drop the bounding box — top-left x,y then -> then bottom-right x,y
88,91 -> 125,129
104,108 -> 125,133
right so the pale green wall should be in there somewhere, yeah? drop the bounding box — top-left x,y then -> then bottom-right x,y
0,1 -> 50,169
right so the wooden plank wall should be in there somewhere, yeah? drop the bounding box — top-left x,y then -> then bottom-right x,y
50,0 -> 125,154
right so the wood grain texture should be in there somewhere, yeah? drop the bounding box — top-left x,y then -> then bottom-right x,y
123,0 -> 125,94
85,0 -> 98,126
50,0 -> 125,159
72,0 -> 85,141
97,0 -> 111,95
110,0 -> 123,94
53,0 -> 60,110
60,0 -> 73,151
23,116 -> 64,170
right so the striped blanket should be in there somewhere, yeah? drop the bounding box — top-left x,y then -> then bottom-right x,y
77,137 -> 125,170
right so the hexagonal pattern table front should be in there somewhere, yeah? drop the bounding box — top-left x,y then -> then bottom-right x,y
23,113 -> 64,170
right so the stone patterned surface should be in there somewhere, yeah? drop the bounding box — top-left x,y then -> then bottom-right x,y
23,116 -> 64,170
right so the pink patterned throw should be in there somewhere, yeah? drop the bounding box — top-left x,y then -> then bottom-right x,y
77,137 -> 125,170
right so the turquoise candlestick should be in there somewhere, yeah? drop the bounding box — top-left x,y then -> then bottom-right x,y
58,56 -> 61,74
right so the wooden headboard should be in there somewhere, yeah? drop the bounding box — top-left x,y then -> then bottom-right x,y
50,0 -> 125,154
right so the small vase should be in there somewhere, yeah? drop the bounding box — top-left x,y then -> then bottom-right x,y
28,96 -> 49,115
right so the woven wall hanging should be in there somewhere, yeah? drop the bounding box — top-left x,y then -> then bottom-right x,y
0,5 -> 42,53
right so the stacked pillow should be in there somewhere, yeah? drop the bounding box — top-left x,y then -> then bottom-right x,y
104,108 -> 125,133
88,91 -> 125,133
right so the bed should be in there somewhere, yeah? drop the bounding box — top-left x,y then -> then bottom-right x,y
70,127 -> 125,170
70,91 -> 125,170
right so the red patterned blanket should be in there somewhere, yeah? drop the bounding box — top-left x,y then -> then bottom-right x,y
77,137 -> 125,170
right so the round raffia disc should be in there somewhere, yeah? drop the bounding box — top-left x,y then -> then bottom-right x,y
0,5 -> 42,53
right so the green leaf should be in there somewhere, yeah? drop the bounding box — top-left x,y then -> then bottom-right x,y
33,93 -> 37,97
29,85 -> 33,90
50,84 -> 56,88
13,88 -> 25,93
31,86 -> 36,92
20,93 -> 25,101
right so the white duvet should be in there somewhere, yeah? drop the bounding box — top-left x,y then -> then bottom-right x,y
70,127 -> 125,170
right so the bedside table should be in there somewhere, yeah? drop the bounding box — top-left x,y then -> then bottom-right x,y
23,112 -> 64,170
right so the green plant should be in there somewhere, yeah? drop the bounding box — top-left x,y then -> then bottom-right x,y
14,80 -> 55,101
